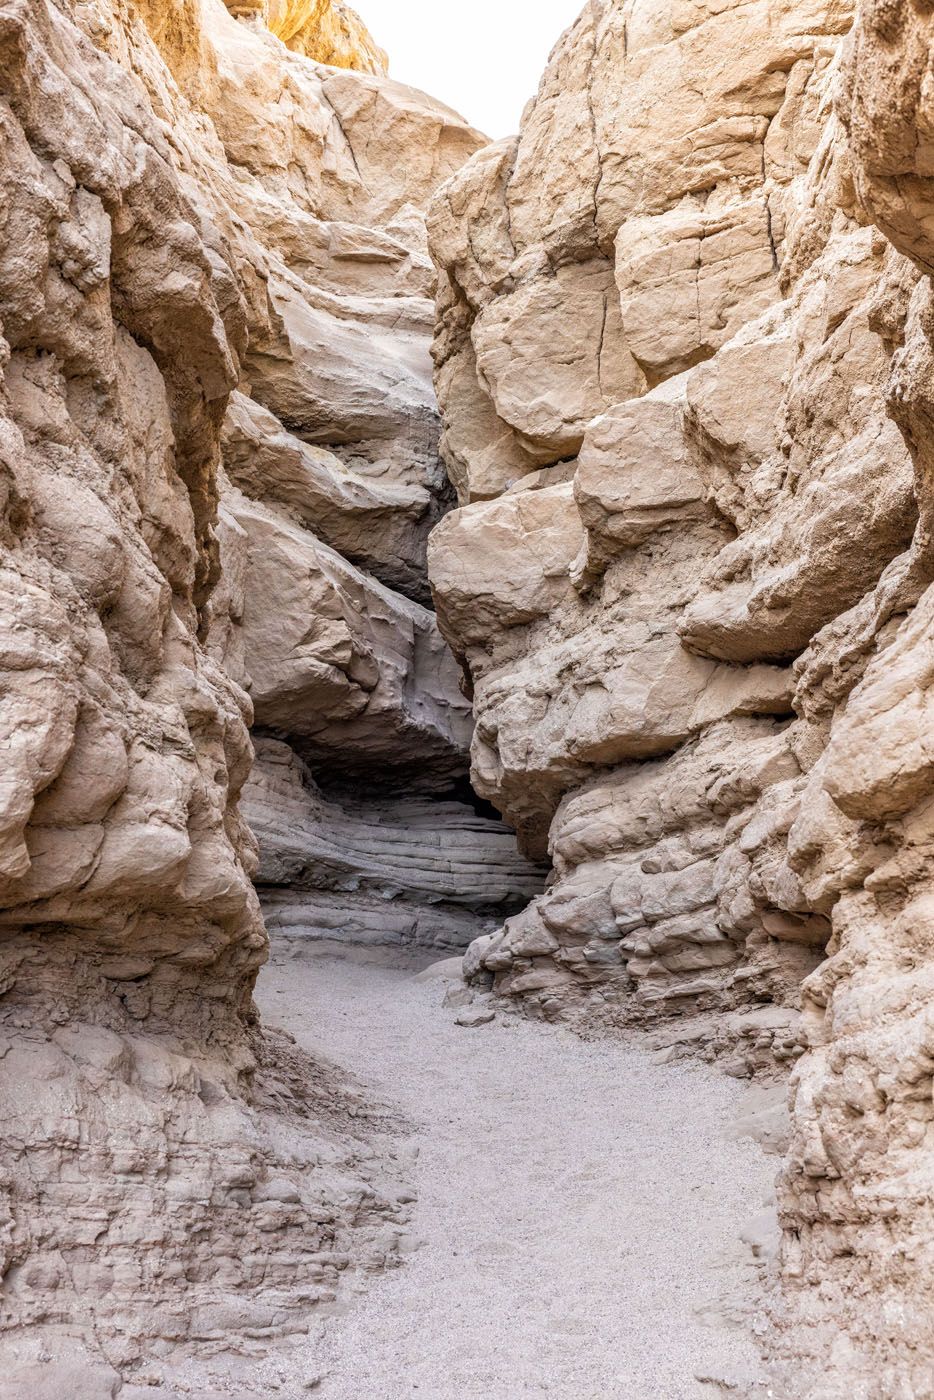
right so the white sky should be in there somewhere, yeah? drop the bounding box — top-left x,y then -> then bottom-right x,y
354,0 -> 585,138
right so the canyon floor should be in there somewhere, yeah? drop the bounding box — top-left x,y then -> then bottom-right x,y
249,943 -> 780,1399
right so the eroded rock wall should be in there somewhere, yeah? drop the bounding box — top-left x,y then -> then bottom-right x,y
0,0 -> 529,1389
427,0 -> 934,1387
250,737 -> 543,955
253,0 -> 388,73
773,4 -> 934,1390
429,0 -> 858,1028
0,3 -> 289,1380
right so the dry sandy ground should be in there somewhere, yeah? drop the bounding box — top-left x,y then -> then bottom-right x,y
253,943 -> 780,1400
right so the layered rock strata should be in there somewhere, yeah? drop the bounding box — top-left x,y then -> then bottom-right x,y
8,0 -> 934,1387
426,0 -> 934,1386
0,0 -> 527,1389
429,0 -> 859,1029
250,738 -> 543,954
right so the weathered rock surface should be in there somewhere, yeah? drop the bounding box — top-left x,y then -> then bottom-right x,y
219,483 -> 472,787
248,738 -> 544,954
426,0 -> 934,1388
0,0 -> 501,1390
11,0 -> 934,1386
428,0 -> 852,505
246,0 -> 388,74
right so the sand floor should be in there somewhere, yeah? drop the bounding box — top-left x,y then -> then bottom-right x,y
254,943 -> 779,1400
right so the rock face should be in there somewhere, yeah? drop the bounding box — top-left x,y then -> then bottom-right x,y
225,0 -> 388,72
8,0 -> 934,1387
250,738 -> 543,955
0,0 -> 537,1390
426,0 -> 934,1387
429,0 -> 857,1020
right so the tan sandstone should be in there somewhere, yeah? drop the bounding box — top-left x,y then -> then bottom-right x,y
0,0 -> 501,1391
426,0 -> 934,1390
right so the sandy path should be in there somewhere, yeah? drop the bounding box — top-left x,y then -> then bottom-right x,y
256,946 -> 776,1400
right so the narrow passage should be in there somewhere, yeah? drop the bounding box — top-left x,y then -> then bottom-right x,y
256,947 -> 776,1399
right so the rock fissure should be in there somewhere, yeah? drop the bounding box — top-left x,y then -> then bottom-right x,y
4,0 -> 934,1394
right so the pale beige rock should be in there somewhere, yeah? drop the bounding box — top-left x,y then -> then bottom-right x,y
0,0 -> 488,1389
225,487 -> 472,787
428,0 -> 854,500
13,0 -> 934,1388
221,391 -> 433,601
0,0 -> 385,1377
615,193 -> 779,382
246,737 -> 544,953
469,259 -> 645,456
425,0 -> 934,1390
571,378 -> 707,586
432,332 -> 544,504
472,720 -> 816,1026
243,267 -> 438,475
679,230 -> 916,664
431,377 -> 793,857
429,484 -> 586,647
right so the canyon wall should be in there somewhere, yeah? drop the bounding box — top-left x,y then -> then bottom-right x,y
5,0 -> 934,1390
427,0 -> 934,1389
0,0 -> 538,1391
225,0 -> 389,72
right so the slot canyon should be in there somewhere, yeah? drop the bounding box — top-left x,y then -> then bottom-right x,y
2,0 -> 934,1394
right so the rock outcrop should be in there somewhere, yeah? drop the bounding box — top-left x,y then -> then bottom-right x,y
255,0 -> 388,74
426,0 -> 934,1388
0,0 -> 537,1391
250,737 -> 543,954
8,0 -> 934,1387
429,0 -> 856,1022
